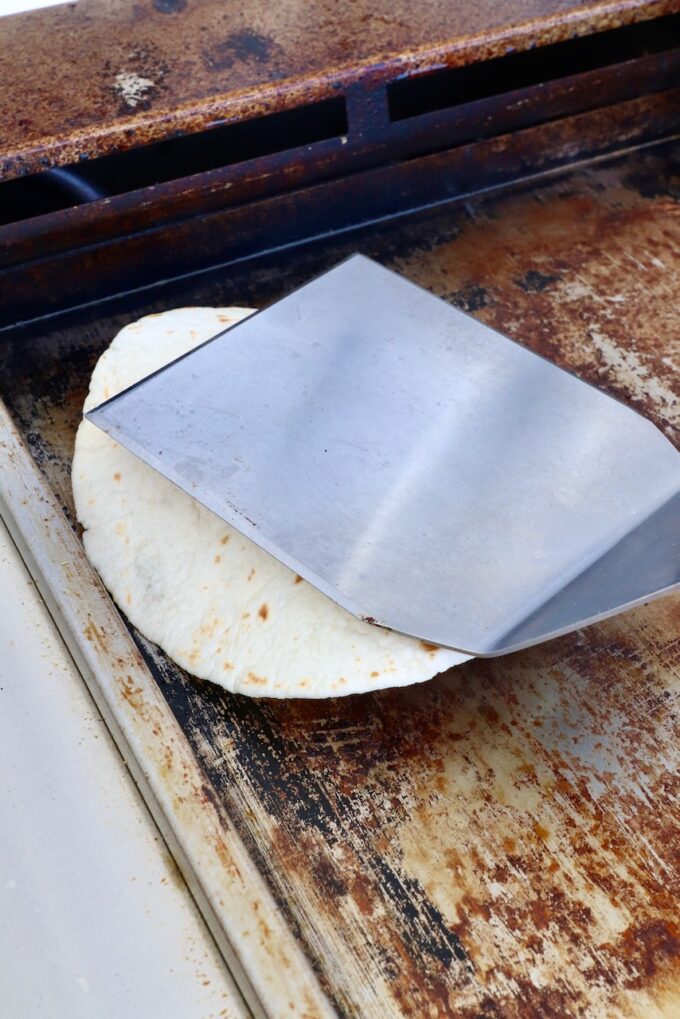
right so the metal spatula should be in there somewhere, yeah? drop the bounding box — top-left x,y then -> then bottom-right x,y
87,254 -> 680,657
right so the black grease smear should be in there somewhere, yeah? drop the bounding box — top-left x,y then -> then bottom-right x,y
448,283 -> 492,312
144,644 -> 475,982
206,29 -> 276,71
514,269 -> 560,293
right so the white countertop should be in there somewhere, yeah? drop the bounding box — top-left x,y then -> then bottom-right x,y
0,517 -> 249,1019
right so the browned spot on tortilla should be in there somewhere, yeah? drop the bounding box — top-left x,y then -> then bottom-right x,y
247,568 -> 255,581
258,603 -> 268,620
242,612 -> 250,619
113,471 -> 121,481
125,591 -> 132,606
420,640 -> 440,654
222,662 -> 233,671
371,671 -> 380,677
198,618 -> 218,638
245,672 -> 267,686
294,574 -> 303,584
214,554 -> 221,564
220,535 -> 229,545
534,822 -> 550,842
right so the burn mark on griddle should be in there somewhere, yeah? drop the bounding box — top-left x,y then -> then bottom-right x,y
514,268 -> 561,292
447,283 -> 492,312
373,857 -> 472,970
205,30 -> 277,72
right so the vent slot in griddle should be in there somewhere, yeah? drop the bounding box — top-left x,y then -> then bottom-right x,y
0,96 -> 348,227
387,12 -> 680,121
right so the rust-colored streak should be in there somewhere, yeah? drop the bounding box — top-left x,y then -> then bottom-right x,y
121,674 -> 145,711
0,0 -> 675,179
82,619 -> 110,657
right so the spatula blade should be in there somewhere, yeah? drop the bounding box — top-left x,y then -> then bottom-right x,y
87,254 -> 680,655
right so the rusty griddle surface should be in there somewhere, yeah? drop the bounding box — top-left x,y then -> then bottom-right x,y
1,0 -> 677,180
1,142 -> 679,1017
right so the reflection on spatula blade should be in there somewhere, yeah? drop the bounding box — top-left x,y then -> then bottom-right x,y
86,254 -> 680,656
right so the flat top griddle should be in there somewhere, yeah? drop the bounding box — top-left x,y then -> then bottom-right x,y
1,142 -> 678,1018
2,0 -> 679,1012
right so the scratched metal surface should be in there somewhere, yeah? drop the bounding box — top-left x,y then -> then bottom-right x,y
1,141 -> 679,1017
0,0 -> 675,179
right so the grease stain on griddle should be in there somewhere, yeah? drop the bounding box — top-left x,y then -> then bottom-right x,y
447,283 -> 492,313
514,268 -> 561,292
204,29 -> 278,72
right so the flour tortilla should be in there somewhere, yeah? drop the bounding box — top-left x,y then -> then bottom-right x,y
72,308 -> 469,697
